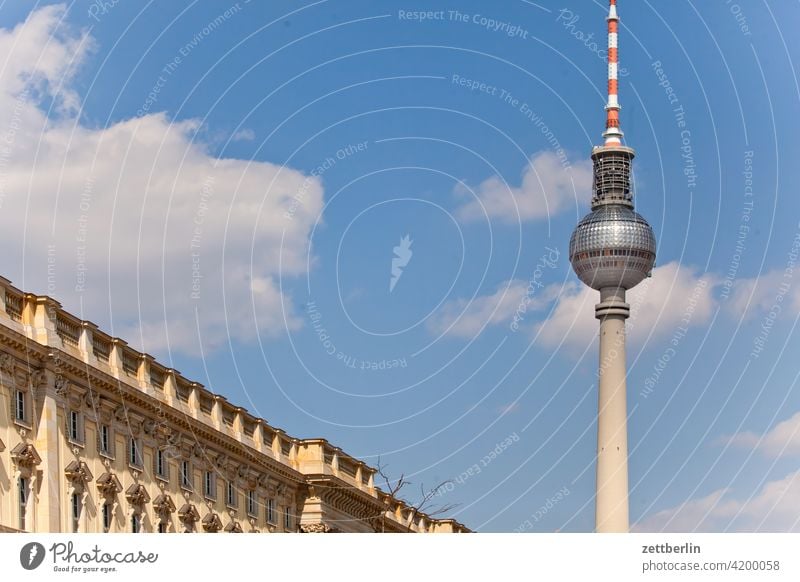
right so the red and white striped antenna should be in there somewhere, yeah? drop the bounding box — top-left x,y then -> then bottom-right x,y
603,0 -> 623,145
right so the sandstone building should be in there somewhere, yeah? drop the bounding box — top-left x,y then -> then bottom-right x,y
0,277 -> 467,534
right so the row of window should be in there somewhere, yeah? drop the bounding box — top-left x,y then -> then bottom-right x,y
11,397 -> 293,531
574,259 -> 652,274
69,494 -> 290,533
20,484 -> 291,533
573,248 -> 653,260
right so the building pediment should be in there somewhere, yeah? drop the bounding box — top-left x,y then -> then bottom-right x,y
65,460 -> 93,483
153,494 -> 176,515
178,503 -> 200,524
96,472 -> 123,496
125,483 -> 150,506
202,512 -> 223,532
11,442 -> 42,468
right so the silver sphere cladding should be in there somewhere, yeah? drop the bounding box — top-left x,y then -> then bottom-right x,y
569,205 -> 656,290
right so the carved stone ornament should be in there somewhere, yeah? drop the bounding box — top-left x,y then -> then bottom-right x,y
201,512 -> 223,533
300,523 -> 337,533
54,375 -> 70,397
83,390 -> 96,409
65,460 -> 93,484
11,443 -> 42,470
96,472 -> 123,497
28,369 -> 46,390
153,493 -> 176,516
125,483 -> 151,507
0,352 -> 14,374
178,503 -> 200,523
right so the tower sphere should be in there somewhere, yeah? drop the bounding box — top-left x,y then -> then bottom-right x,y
569,204 -> 656,291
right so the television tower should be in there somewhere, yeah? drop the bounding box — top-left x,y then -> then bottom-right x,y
569,0 -> 656,532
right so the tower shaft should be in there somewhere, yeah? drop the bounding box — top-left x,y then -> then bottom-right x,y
595,287 -> 630,532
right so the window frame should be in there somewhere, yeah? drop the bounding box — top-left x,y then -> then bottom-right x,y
13,388 -> 29,426
246,490 -> 257,518
67,409 -> 84,444
266,498 -> 276,525
203,470 -> 216,500
284,506 -> 292,531
226,480 -> 237,509
18,476 -> 28,531
102,502 -> 112,533
98,423 -> 114,459
128,436 -> 143,469
71,492 -> 81,532
180,460 -> 193,492
154,448 -> 169,481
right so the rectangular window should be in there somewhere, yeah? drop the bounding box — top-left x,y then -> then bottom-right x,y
14,390 -> 26,423
203,470 -> 215,499
266,498 -> 275,524
128,437 -> 142,468
68,410 -> 83,443
155,449 -> 168,480
102,503 -> 112,532
247,490 -> 257,517
284,506 -> 292,531
98,424 -> 111,454
226,481 -> 237,509
99,424 -> 112,457
71,492 -> 81,532
131,513 -> 141,533
18,477 -> 28,531
180,460 -> 192,490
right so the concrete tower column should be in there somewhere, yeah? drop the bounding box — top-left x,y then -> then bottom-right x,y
594,287 -> 630,532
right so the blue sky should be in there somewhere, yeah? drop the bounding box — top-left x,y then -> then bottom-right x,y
1,0 -> 800,532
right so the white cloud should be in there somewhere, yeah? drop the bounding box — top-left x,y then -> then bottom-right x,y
0,6 -> 323,354
725,411 -> 800,458
427,280 -> 560,338
633,489 -> 728,532
231,128 -> 255,142
727,268 -> 800,318
536,262 -> 718,349
427,262 -> 717,345
635,470 -> 800,532
427,280 -> 527,338
455,151 -> 592,222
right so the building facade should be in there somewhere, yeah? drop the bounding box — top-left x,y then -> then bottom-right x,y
0,277 -> 467,534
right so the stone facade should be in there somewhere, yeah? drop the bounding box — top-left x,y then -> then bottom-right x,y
0,277 -> 468,534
